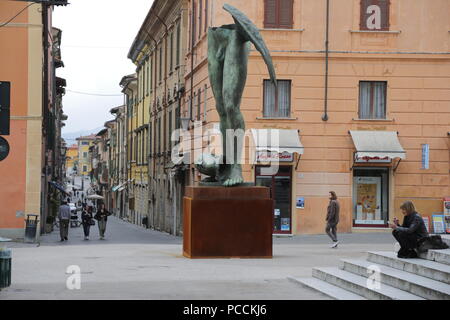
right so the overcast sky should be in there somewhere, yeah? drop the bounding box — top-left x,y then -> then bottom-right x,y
54,0 -> 153,134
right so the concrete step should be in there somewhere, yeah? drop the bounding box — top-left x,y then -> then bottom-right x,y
313,267 -> 424,300
367,251 -> 450,285
419,249 -> 450,266
341,259 -> 450,300
287,276 -> 367,300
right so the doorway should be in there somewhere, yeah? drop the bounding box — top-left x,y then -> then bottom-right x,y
255,165 -> 292,234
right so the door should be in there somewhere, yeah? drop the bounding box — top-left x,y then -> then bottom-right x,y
256,165 -> 292,234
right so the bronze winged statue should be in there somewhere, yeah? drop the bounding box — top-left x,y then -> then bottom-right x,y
195,3 -> 277,187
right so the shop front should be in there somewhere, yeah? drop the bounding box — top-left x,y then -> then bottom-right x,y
251,129 -> 304,234
349,131 -> 406,228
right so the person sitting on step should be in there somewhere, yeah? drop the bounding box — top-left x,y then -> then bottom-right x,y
389,201 -> 429,258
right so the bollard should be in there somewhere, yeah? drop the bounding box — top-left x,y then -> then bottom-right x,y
24,214 -> 39,243
0,248 -> 12,289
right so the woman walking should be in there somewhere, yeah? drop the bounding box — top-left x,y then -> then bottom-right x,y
325,191 -> 340,248
94,203 -> 110,240
81,206 -> 94,240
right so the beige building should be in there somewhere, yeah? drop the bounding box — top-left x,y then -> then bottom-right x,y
127,0 -> 188,233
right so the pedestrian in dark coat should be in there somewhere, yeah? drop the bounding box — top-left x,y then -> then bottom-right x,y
81,206 -> 94,240
325,191 -> 340,248
94,203 -> 110,240
389,201 -> 429,258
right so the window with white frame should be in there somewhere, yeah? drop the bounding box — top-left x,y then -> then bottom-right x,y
359,81 -> 387,119
263,79 -> 291,118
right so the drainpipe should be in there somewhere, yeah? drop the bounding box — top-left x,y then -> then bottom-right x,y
322,0 -> 330,122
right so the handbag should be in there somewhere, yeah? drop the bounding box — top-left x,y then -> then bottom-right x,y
89,219 -> 95,226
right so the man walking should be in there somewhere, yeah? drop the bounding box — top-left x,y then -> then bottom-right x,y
325,191 -> 340,248
58,200 -> 71,241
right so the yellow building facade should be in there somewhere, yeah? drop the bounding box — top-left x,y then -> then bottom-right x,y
65,144 -> 78,175
76,135 -> 96,176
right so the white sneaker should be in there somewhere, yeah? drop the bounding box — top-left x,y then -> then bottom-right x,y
331,241 -> 339,248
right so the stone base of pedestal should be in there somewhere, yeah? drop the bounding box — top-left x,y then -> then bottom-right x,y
183,186 -> 273,258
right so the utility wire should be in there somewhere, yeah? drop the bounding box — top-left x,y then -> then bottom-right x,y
0,3 -> 37,28
66,89 -> 122,97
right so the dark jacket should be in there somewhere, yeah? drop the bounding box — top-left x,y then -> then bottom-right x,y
94,208 -> 110,222
326,200 -> 340,225
81,210 -> 93,225
396,212 -> 429,239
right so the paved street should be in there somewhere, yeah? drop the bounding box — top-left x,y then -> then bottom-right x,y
1,216 -> 397,300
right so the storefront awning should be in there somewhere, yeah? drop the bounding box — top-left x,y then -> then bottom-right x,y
350,131 -> 406,160
112,182 -> 127,192
250,129 -> 304,154
49,181 -> 68,195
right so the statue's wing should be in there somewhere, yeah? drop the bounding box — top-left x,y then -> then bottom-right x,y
223,3 -> 277,86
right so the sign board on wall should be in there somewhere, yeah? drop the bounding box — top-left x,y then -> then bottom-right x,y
296,197 -> 304,209
0,137 -> 10,161
256,151 -> 293,162
421,144 -> 429,169
432,215 -> 446,234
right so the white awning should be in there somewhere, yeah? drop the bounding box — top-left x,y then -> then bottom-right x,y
350,130 -> 406,160
250,129 -> 304,154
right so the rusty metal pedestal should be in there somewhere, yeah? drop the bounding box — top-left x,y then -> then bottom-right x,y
183,186 -> 273,258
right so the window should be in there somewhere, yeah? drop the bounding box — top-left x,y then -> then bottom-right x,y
198,0 -> 203,39
359,81 -> 387,119
159,46 -> 163,83
149,123 -> 152,156
360,0 -> 390,31
83,152 -> 88,158
143,64 -> 146,99
83,165 -> 87,172
170,32 -> 174,72
264,0 -> 294,29
263,79 -> 291,118
176,23 -> 181,66
149,56 -> 153,92
169,110 -> 173,150
203,84 -> 207,120
197,89 -> 201,121
204,0 -> 208,32
146,59 -> 150,95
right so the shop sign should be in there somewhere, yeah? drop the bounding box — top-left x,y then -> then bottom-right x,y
0,136 -> 9,161
355,155 -> 391,163
257,151 -> 293,162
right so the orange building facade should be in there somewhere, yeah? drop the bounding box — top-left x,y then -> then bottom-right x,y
182,0 -> 450,235
0,2 -> 44,238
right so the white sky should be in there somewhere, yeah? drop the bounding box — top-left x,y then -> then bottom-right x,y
54,0 -> 154,134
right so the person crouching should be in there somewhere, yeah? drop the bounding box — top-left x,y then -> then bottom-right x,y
389,201 -> 429,258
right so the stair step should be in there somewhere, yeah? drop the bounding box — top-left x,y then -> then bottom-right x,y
341,259 -> 450,300
288,277 -> 367,300
367,251 -> 450,284
313,267 -> 424,300
419,249 -> 450,266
